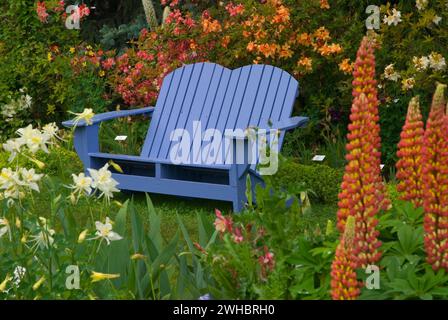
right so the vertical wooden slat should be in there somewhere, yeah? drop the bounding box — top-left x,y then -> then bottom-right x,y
140,71 -> 174,156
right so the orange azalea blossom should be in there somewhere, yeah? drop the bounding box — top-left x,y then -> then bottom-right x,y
396,96 -> 424,208
246,41 -> 256,52
337,36 -> 390,268
272,5 -> 290,24
314,26 -> 331,41
279,44 -> 293,59
298,56 -> 312,71
242,30 -> 251,38
320,0 -> 330,9
339,58 -> 354,74
258,43 -> 278,58
189,40 -> 197,50
202,18 -> 222,33
297,33 -> 313,46
254,29 -> 267,40
318,43 -> 343,56
221,36 -> 231,48
422,84 -> 448,272
330,216 -> 360,300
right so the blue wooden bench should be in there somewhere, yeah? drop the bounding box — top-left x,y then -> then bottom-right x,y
63,62 -> 308,212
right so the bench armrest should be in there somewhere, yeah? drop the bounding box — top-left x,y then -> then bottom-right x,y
62,107 -> 155,128
271,116 -> 309,131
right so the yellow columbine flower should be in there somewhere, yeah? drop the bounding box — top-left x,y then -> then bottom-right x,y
0,274 -> 11,292
99,70 -> 105,77
70,47 -> 76,54
47,52 -> 52,62
131,253 -> 146,260
15,217 -> 21,228
32,276 -> 46,291
90,271 -> 120,283
69,108 -> 95,126
78,229 -> 89,243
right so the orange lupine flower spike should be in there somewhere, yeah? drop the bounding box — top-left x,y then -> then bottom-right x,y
396,97 -> 425,207
422,83 -> 448,271
337,36 -> 389,268
331,216 -> 360,300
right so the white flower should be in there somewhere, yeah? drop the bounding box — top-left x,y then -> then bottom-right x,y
69,173 -> 93,202
88,164 -> 120,202
91,217 -> 123,245
29,218 -> 55,251
0,168 -> 20,191
402,78 -> 416,90
2,138 -> 25,162
433,15 -> 442,25
384,64 -> 401,81
42,122 -> 62,141
13,266 -> 26,286
0,91 -> 31,120
70,108 -> 95,126
416,0 -> 428,11
413,56 -> 430,71
0,218 -> 11,241
16,125 -> 50,154
19,168 -> 43,192
429,52 -> 446,71
383,9 -> 402,26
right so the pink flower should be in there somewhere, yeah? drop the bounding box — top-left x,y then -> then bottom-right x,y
259,246 -> 275,279
36,1 -> 49,23
226,3 -> 245,16
79,4 -> 90,18
101,58 -> 115,70
232,227 -> 244,243
54,0 -> 65,13
214,209 -> 233,233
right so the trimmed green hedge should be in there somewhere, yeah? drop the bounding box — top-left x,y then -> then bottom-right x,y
270,160 -> 343,204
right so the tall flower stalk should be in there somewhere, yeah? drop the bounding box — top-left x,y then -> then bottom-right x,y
396,97 -> 425,207
330,216 -> 360,300
336,36 -> 389,268
422,83 -> 448,271
142,0 -> 159,30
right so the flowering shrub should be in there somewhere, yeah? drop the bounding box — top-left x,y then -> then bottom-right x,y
102,0 -> 346,108
375,1 -> 448,165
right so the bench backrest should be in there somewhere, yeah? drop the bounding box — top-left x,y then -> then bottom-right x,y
140,62 -> 299,166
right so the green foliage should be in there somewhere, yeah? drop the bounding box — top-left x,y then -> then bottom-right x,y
198,178 -> 338,299
0,0 -> 109,128
270,158 -> 343,204
0,147 -> 82,177
360,201 -> 448,300
98,117 -> 151,156
99,15 -> 148,53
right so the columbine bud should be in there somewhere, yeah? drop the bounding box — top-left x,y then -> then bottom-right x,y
78,229 -> 88,243
32,276 -> 46,291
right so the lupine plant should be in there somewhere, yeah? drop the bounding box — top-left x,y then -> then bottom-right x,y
396,96 -> 425,208
422,84 -> 448,272
336,35 -> 389,271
